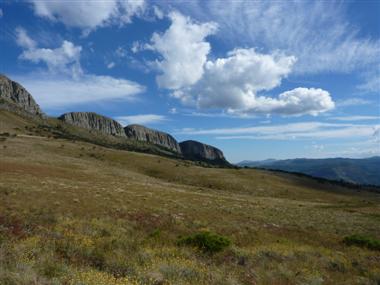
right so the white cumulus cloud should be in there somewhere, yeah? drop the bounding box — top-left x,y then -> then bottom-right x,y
29,0 -> 145,30
149,11 -> 218,89
170,48 -> 333,116
177,48 -> 296,109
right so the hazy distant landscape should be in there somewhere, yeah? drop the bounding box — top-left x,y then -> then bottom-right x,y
1,1 -> 380,285
238,157 -> 380,186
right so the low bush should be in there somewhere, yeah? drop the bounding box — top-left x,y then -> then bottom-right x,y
343,234 -> 380,250
177,231 -> 231,253
148,229 -> 161,239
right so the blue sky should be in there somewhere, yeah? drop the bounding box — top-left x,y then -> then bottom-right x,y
0,0 -> 379,163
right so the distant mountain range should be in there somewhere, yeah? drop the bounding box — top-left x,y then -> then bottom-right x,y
238,157 -> 380,186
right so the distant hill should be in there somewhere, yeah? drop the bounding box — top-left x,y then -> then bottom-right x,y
238,157 -> 380,186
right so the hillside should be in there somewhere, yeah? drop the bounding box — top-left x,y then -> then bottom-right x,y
238,157 -> 380,186
1,109 -> 380,284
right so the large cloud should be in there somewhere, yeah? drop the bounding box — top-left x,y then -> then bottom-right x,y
148,12 -> 334,116
29,0 -> 145,30
149,11 -> 217,89
170,48 -> 333,115
182,48 -> 295,109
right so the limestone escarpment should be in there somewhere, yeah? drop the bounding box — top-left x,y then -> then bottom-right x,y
125,124 -> 181,154
58,112 -> 126,137
179,140 -> 226,163
0,74 -> 43,116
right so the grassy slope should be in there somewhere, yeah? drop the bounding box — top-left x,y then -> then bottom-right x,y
1,110 -> 380,285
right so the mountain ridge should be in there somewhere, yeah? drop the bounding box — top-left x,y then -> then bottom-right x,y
0,74 -> 228,165
238,157 -> 380,186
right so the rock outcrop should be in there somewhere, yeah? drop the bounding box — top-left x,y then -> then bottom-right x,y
59,112 -> 126,137
125,124 -> 182,154
180,140 -> 226,163
0,74 -> 43,116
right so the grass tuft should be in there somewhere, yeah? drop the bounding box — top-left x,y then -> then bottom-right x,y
343,234 -> 380,250
177,231 -> 231,253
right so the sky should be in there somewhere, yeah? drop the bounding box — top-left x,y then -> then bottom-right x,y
0,0 -> 379,163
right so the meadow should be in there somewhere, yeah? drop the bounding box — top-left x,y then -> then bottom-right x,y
1,110 -> 379,285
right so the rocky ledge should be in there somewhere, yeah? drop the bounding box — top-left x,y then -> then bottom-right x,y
125,124 -> 182,154
58,112 -> 126,137
0,74 -> 43,116
179,140 -> 227,163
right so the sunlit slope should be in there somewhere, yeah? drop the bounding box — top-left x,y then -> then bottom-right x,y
1,109 -> 380,284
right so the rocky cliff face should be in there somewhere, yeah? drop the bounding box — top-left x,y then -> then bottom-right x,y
0,74 -> 43,116
125,124 -> 181,154
59,112 -> 126,137
180,140 -> 226,163
0,74 -> 230,165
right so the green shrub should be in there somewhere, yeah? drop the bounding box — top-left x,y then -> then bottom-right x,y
343,234 -> 380,250
177,231 -> 231,253
148,229 -> 161,238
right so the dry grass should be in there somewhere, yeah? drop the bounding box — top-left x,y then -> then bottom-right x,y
0,110 -> 380,284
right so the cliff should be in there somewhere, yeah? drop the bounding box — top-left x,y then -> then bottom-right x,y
0,74 -> 43,116
179,140 -> 227,163
125,124 -> 181,154
58,112 -> 126,137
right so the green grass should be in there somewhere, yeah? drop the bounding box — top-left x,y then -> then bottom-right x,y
1,109 -> 380,284
178,231 -> 231,253
344,235 -> 380,250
